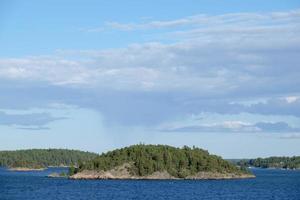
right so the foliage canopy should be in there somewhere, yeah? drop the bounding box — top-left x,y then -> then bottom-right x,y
78,144 -> 249,178
0,149 -> 97,168
238,156 -> 300,169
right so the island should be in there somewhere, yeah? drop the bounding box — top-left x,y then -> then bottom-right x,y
237,156 -> 300,170
0,149 -> 97,170
70,144 -> 255,180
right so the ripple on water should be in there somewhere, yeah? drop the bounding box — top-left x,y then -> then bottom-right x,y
0,168 -> 300,200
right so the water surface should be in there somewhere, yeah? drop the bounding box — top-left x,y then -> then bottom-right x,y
0,168 -> 299,200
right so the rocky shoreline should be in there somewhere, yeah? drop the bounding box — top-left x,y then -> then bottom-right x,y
70,170 -> 255,180
70,164 -> 255,180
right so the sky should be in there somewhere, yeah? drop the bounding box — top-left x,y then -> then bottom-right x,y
0,0 -> 300,158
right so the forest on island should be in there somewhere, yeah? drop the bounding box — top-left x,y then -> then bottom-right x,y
237,156 -> 300,169
75,144 -> 250,178
0,149 -> 97,168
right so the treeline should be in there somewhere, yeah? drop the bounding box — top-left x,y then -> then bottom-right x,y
237,156 -> 300,169
0,149 -> 98,168
77,144 -> 249,178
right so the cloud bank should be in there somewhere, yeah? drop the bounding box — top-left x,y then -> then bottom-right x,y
0,9 -> 299,131
0,111 -> 65,129
162,121 -> 300,133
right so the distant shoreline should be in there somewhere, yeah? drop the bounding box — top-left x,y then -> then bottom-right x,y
8,167 -> 47,171
248,166 -> 300,170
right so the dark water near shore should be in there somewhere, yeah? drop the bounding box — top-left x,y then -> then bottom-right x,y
0,168 -> 299,200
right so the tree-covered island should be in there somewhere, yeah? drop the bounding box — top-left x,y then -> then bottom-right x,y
237,156 -> 300,169
0,149 -> 97,171
0,145 -> 257,179
70,144 -> 254,179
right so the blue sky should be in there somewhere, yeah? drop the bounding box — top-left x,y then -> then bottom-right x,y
0,0 -> 300,158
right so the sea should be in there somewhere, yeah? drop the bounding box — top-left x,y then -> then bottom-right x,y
0,167 -> 299,200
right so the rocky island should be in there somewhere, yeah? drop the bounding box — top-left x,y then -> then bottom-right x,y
70,144 -> 255,180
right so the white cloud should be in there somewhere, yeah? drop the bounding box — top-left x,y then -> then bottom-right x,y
0,9 -> 299,126
1,32 -> 299,96
285,96 -> 299,103
0,110 -> 65,128
102,9 -> 300,31
1,9 -> 299,96
161,121 -> 300,133
0,57 -> 91,85
280,133 -> 300,139
222,121 -> 251,129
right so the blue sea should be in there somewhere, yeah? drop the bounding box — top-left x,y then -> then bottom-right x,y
0,168 -> 299,200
